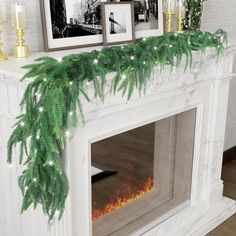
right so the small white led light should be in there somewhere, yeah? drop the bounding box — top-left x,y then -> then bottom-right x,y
121,74 -> 126,79
57,57 -> 62,63
48,161 -> 54,166
55,210 -> 60,216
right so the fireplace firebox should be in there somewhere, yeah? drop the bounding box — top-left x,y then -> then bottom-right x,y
91,109 -> 196,236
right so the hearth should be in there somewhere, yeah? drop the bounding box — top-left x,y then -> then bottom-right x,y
91,109 -> 196,235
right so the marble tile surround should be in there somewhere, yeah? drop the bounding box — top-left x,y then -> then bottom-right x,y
0,46 -> 236,236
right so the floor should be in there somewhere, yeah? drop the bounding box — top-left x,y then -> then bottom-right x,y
208,159 -> 236,235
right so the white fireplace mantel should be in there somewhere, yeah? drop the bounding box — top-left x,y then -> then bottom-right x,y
0,46 -> 236,236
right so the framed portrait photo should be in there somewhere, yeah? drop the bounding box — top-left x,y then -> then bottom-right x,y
101,2 -> 135,45
40,0 -> 104,51
120,0 -> 163,38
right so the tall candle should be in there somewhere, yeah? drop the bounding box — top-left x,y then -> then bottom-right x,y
12,3 -> 26,28
176,0 -> 186,18
164,0 -> 175,13
0,1 -> 6,22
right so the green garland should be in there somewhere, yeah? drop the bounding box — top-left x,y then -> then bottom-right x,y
184,0 -> 207,31
7,29 -> 227,221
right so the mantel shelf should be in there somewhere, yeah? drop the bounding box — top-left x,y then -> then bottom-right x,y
0,43 -> 236,82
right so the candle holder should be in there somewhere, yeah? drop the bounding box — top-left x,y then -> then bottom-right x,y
0,0 -> 9,61
0,21 -> 9,60
165,12 -> 175,33
177,16 -> 184,33
176,0 -> 186,33
12,3 -> 29,58
13,28 -> 28,58
164,0 -> 175,33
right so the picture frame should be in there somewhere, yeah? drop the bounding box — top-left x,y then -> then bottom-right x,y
101,2 -> 135,45
120,0 -> 163,38
40,0 -> 104,51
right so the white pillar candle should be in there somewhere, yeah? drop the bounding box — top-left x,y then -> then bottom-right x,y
0,1 -> 6,22
164,0 -> 176,13
176,0 -> 186,18
12,3 -> 26,28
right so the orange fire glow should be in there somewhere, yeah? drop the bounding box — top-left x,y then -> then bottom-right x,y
92,177 -> 153,221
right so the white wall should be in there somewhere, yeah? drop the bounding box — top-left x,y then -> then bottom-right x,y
201,0 -> 236,42
1,0 -> 236,149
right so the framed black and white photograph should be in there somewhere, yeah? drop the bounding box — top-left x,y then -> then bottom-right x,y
120,0 -> 163,38
101,2 -> 135,45
40,0 -> 104,51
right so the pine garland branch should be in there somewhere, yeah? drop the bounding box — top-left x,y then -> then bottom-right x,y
184,0 -> 207,31
7,30 -> 227,221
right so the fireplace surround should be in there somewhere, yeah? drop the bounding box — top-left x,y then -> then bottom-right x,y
91,109 -> 196,235
0,46 -> 236,236
66,46 -> 236,236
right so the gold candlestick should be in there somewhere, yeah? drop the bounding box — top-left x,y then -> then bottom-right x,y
12,3 -> 28,58
177,17 -> 184,32
176,0 -> 186,33
0,21 -> 9,60
165,12 -> 175,33
13,28 -> 28,58
0,1 -> 9,60
164,0 -> 175,33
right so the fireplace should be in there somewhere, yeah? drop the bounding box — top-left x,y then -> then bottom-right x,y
91,109 -> 196,235
1,47 -> 235,236
65,50 -> 236,235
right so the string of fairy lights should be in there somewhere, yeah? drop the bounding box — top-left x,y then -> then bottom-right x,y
7,28 -> 227,221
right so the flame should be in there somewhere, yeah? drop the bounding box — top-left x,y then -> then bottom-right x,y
92,177 -> 153,221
